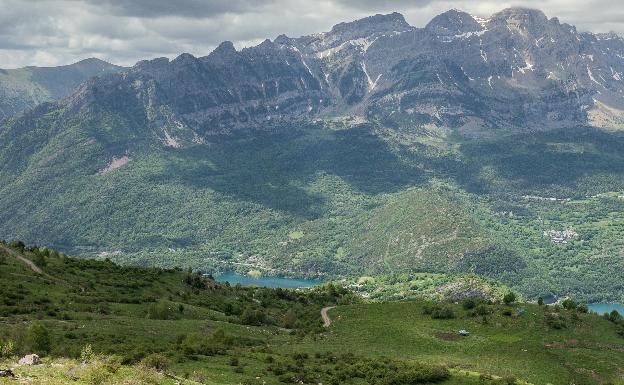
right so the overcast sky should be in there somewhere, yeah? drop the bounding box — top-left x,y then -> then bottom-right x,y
1,0 -> 623,68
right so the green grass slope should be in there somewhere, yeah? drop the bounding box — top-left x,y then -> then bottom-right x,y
1,243 -> 623,385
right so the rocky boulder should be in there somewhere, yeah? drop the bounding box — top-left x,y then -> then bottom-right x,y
18,354 -> 41,366
0,369 -> 15,377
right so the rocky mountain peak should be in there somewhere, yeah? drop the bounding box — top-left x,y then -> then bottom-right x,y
329,12 -> 411,37
425,9 -> 483,36
11,6 -> 624,135
274,34 -> 291,45
132,57 -> 170,75
490,7 -> 549,28
211,41 -> 237,56
172,52 -> 197,64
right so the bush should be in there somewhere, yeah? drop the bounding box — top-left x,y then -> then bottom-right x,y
546,313 -> 567,329
475,304 -> 491,316
462,298 -> 477,310
280,310 -> 298,329
577,304 -> 588,313
431,306 -> 455,320
81,364 -> 111,385
0,340 -> 15,358
81,344 -> 96,363
503,292 -> 517,305
240,307 -> 267,326
562,299 -> 577,310
385,362 -> 450,384
607,310 -> 622,323
147,301 -> 179,320
140,353 -> 170,372
26,321 -> 51,354
101,355 -> 123,374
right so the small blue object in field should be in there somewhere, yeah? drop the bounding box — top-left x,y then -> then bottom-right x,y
516,307 -> 526,315
459,329 -> 470,336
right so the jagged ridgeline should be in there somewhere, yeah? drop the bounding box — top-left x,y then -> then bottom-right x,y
1,8 -> 624,302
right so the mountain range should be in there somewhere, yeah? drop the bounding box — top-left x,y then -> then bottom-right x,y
0,58 -> 123,121
1,8 -> 624,302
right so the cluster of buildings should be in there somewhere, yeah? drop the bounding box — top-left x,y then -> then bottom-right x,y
543,229 -> 578,244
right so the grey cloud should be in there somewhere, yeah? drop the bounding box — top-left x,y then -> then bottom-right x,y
86,0 -> 274,18
335,0 -> 435,11
0,0 -> 622,69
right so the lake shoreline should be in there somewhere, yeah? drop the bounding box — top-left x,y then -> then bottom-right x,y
213,271 -> 325,289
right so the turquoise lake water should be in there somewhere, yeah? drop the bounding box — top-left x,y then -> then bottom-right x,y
588,303 -> 624,315
214,272 -> 324,289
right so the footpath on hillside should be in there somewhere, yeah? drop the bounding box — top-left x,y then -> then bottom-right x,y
321,306 -> 335,327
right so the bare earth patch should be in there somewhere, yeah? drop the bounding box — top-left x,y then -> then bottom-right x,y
98,155 -> 130,175
435,331 -> 460,341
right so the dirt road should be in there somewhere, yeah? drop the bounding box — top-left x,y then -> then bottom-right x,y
321,306 -> 336,327
0,245 -> 43,274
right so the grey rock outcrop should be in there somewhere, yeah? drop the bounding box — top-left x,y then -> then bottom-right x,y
18,354 -> 41,366
18,8 -> 624,149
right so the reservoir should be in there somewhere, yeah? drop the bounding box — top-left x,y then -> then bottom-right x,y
588,303 -> 624,315
214,271 -> 324,289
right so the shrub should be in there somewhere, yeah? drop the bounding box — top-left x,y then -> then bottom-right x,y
537,297 -> 544,306
546,313 -> 567,329
147,301 -> 179,320
9,240 -> 25,252
462,298 -> 477,310
229,357 -> 239,366
386,362 -> 450,384
607,310 -> 622,323
141,353 -> 170,372
475,304 -> 491,316
431,306 -> 455,320
101,355 -> 123,374
26,321 -> 51,354
577,304 -> 588,313
503,292 -> 517,305
81,344 -> 96,363
81,364 -> 111,385
562,299 -> 577,310
240,307 -> 267,326
280,310 -> 298,329
0,340 -> 15,357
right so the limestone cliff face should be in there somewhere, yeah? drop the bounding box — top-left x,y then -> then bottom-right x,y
8,7 -> 624,150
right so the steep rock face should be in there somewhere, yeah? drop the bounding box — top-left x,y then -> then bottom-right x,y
5,7 -> 624,148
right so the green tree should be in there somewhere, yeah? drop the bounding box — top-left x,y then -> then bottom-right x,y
503,292 -> 517,305
562,299 -> 577,310
607,310 -> 622,323
537,297 -> 544,306
27,321 -> 51,354
280,309 -> 298,329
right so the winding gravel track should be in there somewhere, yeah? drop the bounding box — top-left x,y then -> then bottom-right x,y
0,245 -> 43,274
321,306 -> 336,327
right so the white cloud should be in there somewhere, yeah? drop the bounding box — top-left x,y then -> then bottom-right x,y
0,0 -> 622,68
